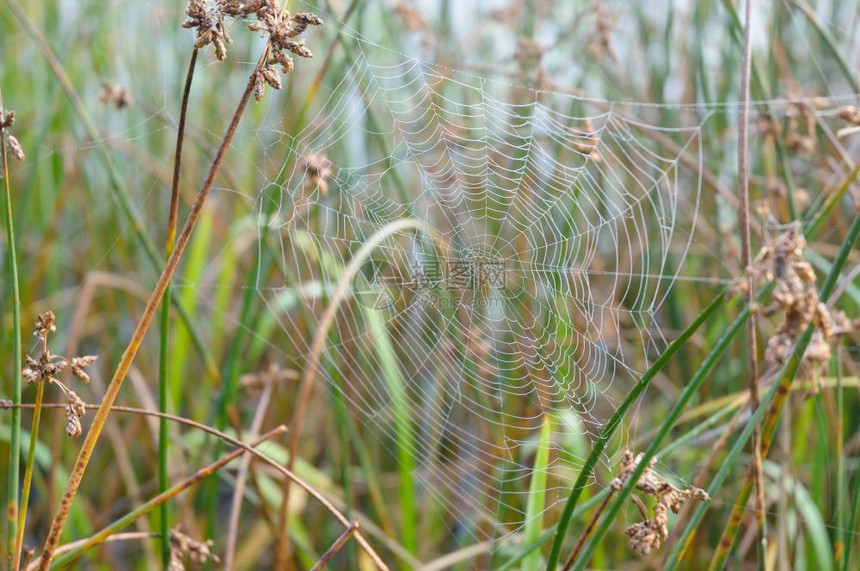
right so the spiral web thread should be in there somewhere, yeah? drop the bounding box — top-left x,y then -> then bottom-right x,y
241,31 -> 718,542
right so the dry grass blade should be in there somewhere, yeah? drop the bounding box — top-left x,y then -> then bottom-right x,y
33,39 -> 265,571
34,426 -> 287,569
310,521 -> 360,571
736,0 -> 767,558
223,371 -> 276,569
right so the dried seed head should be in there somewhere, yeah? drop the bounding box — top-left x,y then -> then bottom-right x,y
214,37 -> 227,61
169,528 -> 220,567
98,81 -> 135,110
260,65 -> 282,90
284,39 -> 313,58
65,406 -> 83,438
838,105 -> 860,126
6,135 -> 25,161
22,368 -> 41,384
613,449 -> 709,556
625,519 -> 663,556
35,311 -> 56,341
67,391 -> 87,418
71,355 -> 99,368
292,12 -> 323,26
70,355 -> 98,383
253,70 -> 267,101
269,50 -> 294,74
0,110 -> 15,128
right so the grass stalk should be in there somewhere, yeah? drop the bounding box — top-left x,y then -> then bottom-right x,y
48,426 -> 287,569
736,0 -> 766,562
309,521 -> 359,571
5,0 -> 221,386
522,414 -> 551,571
223,374 -> 274,569
12,378 -> 43,571
0,89 -> 23,565
708,214 -> 860,569
157,46 -> 198,567
545,291 -> 726,570
34,49 -> 263,569
568,301 -> 751,571
278,218 -> 435,565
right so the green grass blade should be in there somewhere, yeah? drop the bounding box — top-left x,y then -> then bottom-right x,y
522,414 -> 552,571
570,302 -> 750,570
545,291 -> 726,569
1,110 -> 23,563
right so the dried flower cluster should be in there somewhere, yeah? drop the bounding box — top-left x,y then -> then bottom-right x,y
1,109 -> 25,161
571,118 -> 602,163
98,81 -> 135,110
785,99 -> 820,155
183,1 -> 322,100
21,311 -> 98,438
612,450 -> 709,556
587,4 -> 617,65
184,0 -> 232,60
250,7 -> 322,101
301,152 -> 332,195
729,223 -> 855,379
837,105 -> 860,126
167,527 -> 219,571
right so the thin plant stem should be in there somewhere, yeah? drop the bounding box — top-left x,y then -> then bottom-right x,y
26,533 -> 159,570
562,490 -> 614,570
47,426 -> 287,569
310,521 -> 359,571
12,379 -> 44,571
157,46 -> 199,567
0,88 -> 23,565
679,213 -> 860,570
223,375 -> 274,569
737,0 -> 766,562
2,398 -> 392,570
5,0 -> 221,386
278,218 -> 435,565
0,402 -> 265,449
35,51 -> 263,569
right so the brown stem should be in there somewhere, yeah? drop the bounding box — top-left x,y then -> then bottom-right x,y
5,399 -> 389,569
310,521 -> 360,571
0,402 -> 268,450
25,533 -> 158,570
35,427 -> 286,569
277,219 -> 433,568
12,381 -> 44,571
224,376 -> 275,569
737,0 -> 766,553
167,48 -> 198,253
562,490 -> 614,570
35,64 -> 259,569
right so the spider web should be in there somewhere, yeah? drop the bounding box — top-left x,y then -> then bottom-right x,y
252,30 -> 708,542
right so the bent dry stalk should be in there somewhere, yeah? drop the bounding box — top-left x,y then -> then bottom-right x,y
48,426 -> 286,569
37,3 -> 327,564
35,61 -> 259,571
